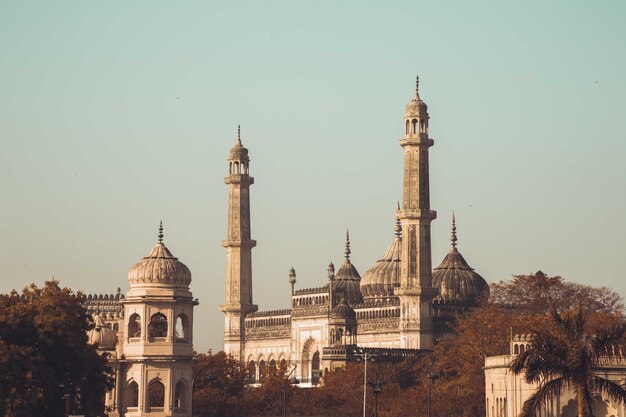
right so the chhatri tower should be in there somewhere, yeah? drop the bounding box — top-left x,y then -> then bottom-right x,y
220,77 -> 489,384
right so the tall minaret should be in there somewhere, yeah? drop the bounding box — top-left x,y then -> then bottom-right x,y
221,125 -> 257,361
395,76 -> 438,350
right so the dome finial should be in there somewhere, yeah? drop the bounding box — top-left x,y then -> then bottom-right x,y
394,216 -> 402,239
416,75 -> 420,96
451,211 -> 457,249
158,220 -> 164,243
236,124 -> 242,146
344,229 -> 351,261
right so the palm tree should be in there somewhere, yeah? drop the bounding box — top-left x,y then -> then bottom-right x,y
510,307 -> 626,417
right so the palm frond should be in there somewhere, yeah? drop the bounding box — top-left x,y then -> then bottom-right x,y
592,376 -> 626,405
520,376 -> 566,417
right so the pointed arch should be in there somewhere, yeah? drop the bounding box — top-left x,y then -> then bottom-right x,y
247,360 -> 257,383
149,312 -> 167,338
174,379 -> 187,411
147,378 -> 165,410
126,380 -> 139,410
128,313 -> 141,338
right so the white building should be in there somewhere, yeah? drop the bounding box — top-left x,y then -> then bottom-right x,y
87,223 -> 197,417
484,334 -> 626,417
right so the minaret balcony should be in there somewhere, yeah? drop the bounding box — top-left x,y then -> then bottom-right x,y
221,239 -> 257,248
399,136 -> 434,147
224,175 -> 254,185
397,209 -> 437,221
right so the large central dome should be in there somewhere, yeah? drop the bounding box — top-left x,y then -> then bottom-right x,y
360,217 -> 402,300
127,223 -> 192,287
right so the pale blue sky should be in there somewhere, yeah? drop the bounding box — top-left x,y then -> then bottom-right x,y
1,1 -> 625,352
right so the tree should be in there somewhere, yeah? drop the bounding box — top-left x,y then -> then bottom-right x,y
510,307 -> 626,417
193,350 -> 251,417
0,281 -> 113,417
431,271 -> 624,417
490,271 -> 624,314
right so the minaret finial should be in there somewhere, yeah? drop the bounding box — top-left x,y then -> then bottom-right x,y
236,124 -> 242,146
416,75 -> 420,96
395,202 -> 402,239
344,229 -> 351,261
158,220 -> 164,243
451,211 -> 457,249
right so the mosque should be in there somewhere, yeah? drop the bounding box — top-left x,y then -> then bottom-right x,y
220,77 -> 490,385
81,76 -> 493,415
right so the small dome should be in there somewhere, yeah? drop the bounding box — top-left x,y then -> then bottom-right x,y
405,75 -> 428,116
128,223 -> 192,287
405,97 -> 428,115
360,218 -> 402,299
332,231 -> 363,305
432,215 -> 489,306
88,314 -> 117,350
330,298 -> 356,320
229,125 -> 249,162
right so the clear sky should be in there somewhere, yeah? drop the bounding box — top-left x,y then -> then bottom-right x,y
1,0 -> 625,352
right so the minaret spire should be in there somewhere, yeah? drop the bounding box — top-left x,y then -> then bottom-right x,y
344,229 -> 351,261
396,76 -> 437,350
158,220 -> 164,243
451,211 -> 457,249
221,128 -> 256,362
415,75 -> 420,98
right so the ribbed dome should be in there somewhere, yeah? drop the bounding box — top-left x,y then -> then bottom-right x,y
127,223 -> 192,287
360,218 -> 402,299
330,298 -> 356,320
88,314 -> 117,350
332,231 -> 363,305
432,215 -> 489,306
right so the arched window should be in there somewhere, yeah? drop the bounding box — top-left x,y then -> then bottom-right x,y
248,361 -> 256,383
279,359 -> 287,376
113,323 -> 119,332
126,381 -> 139,409
269,359 -> 277,376
311,352 -> 321,385
405,120 -> 410,134
174,380 -> 186,410
259,360 -> 267,382
175,314 -> 189,342
513,344 -> 519,354
149,313 -> 168,338
336,328 -> 343,345
520,344 -> 525,354
412,119 -> 418,134
147,380 -> 165,410
128,313 -> 141,338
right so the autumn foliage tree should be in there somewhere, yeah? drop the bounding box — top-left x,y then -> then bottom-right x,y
0,281 -> 113,417
431,271 -> 624,417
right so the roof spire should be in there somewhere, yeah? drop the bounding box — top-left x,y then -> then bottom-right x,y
451,211 -> 457,249
236,124 -> 242,146
416,75 -> 419,96
158,220 -> 164,243
394,202 -> 402,239
344,229 -> 351,261
394,216 -> 402,239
